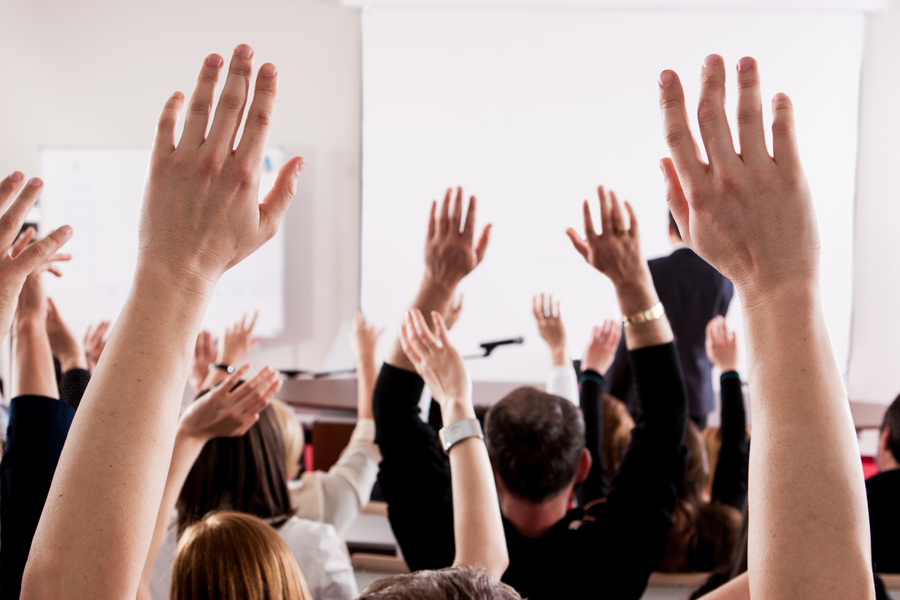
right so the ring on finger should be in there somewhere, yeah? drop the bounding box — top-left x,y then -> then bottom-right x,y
615,227 -> 628,237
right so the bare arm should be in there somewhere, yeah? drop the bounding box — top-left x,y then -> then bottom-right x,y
199,311 -> 262,390
350,311 -> 382,420
399,309 -> 508,579
14,262 -> 60,399
659,55 -> 873,599
23,45 -> 302,600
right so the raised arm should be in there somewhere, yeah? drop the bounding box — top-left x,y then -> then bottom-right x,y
199,311 -> 262,390
400,309 -> 508,579
23,45 -> 303,600
533,293 -> 578,404
46,297 -> 92,410
660,55 -> 873,599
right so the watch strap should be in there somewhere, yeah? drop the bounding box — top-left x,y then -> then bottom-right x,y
439,417 -> 484,454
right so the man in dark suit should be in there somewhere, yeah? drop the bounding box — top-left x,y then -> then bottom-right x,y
868,394 -> 900,574
604,212 -> 733,428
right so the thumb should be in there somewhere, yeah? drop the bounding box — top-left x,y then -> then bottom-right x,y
259,157 -> 305,243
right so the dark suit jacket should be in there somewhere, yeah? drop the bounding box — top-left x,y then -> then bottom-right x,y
867,468 -> 900,574
605,247 -> 733,420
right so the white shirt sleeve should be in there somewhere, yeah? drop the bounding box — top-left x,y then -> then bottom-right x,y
546,363 -> 579,406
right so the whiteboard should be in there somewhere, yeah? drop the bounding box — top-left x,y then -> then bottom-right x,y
38,147 -> 286,338
360,8 -> 862,383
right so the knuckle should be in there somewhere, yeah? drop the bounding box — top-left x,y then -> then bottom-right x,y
736,109 -> 759,127
157,115 -> 177,133
219,93 -> 245,112
659,95 -> 682,112
188,101 -> 212,116
664,126 -> 688,147
696,98 -> 719,126
197,72 -> 219,87
230,62 -> 253,78
194,152 -> 222,176
248,108 -> 272,129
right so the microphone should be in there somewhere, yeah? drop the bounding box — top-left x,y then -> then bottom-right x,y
478,337 -> 525,357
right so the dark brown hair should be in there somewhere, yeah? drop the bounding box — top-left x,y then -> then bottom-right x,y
657,420 -> 741,573
358,566 -> 521,600
177,406 -> 295,534
171,511 -> 311,600
485,387 -> 585,502
882,393 -> 900,462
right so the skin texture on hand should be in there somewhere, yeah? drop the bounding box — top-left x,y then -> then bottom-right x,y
190,330 -> 216,391
660,55 -> 873,600
705,316 -> 738,373
580,319 -> 622,376
47,297 -> 88,372
22,45 -> 302,600
83,320 -> 110,372
533,293 -> 568,366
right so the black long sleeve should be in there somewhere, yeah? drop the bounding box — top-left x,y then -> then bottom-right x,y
711,372 -> 749,512
576,369 -> 609,505
372,363 -> 455,571
58,367 -> 91,411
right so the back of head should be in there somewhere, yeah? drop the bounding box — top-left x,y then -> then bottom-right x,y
485,387 -> 584,502
882,394 -> 900,464
270,398 -> 305,479
171,511 -> 311,600
602,394 -> 634,483
177,405 -> 295,533
358,566 -> 521,600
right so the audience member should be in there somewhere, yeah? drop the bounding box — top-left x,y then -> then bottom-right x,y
604,210 -> 734,428
532,293 -> 578,404
45,297 -> 92,410
868,393 -> 900,573
601,394 -> 634,483
82,319 -> 110,373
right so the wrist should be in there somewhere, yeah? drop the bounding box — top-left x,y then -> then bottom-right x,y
175,424 -> 211,447
440,397 -> 476,424
550,347 -> 568,367
59,351 -> 89,372
613,269 -> 658,315
420,275 -> 458,299
134,259 -> 217,305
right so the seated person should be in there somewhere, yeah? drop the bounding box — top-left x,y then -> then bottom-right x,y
868,393 -> 900,573
601,394 -> 634,484
374,186 -> 688,600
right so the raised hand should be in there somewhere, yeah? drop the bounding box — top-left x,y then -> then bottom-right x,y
190,330 -> 216,391
8,224 -> 71,328
46,298 -> 88,372
217,311 -> 262,366
16,245 -> 69,326
399,309 -> 471,412
532,293 -> 568,366
704,316 -> 738,373
179,365 -> 281,442
424,187 -> 491,291
350,311 -> 383,421
139,46 -> 304,291
581,319 -> 622,376
350,311 -> 384,361
83,320 -> 110,372
659,56 -> 818,306
566,186 -> 648,289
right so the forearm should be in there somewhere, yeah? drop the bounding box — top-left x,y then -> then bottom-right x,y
711,372 -> 748,510
57,348 -> 88,373
546,363 -> 578,405
742,285 -> 872,599
355,354 -> 378,420
577,369 -> 610,503
23,267 -> 214,600
444,400 -> 508,579
138,429 -> 206,598
14,320 -> 58,399
387,278 -> 456,371
615,268 -> 673,350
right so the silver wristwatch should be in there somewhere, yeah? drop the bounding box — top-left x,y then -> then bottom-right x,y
438,418 -> 484,454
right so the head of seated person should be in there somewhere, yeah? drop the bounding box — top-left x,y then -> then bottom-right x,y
658,421 -> 741,573
358,565 -> 520,599
171,511 -> 311,600
177,406 -> 295,534
878,394 -> 900,473
602,394 -> 634,483
484,387 -> 591,538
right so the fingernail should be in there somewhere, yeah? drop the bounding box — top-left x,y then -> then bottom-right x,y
296,157 -> 306,174
207,54 -> 224,67
235,44 -> 253,58
737,57 -> 754,72
9,171 -> 23,181
172,91 -> 185,100
59,225 -> 73,236
659,161 -> 667,181
260,63 -> 277,77
658,71 -> 674,87
704,54 -> 720,67
28,178 -> 42,187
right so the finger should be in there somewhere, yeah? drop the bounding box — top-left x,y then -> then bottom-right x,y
600,319 -> 612,339
582,198 -> 597,239
47,297 -> 59,320
259,156 -> 305,244
0,178 -> 44,250
618,203 -> 637,244
10,226 -> 36,258
206,44 -> 255,153
735,57 -> 767,160
152,92 -> 186,158
609,320 -> 622,347
451,187 -> 463,234
598,186 -> 613,236
609,189 -> 625,231
462,195 -> 477,244
552,296 -> 560,319
430,311 -> 452,347
410,309 -> 440,349
14,226 -> 74,280
771,93 -> 799,168
399,323 -> 424,365
181,54 -> 224,148
247,310 -> 259,333
439,188 -> 451,235
660,159 -> 691,247
566,228 -> 589,259
659,69 -> 706,182
0,172 -> 26,215
427,201 -> 437,240
235,62 -> 279,168
219,364 -> 251,396
474,224 -> 491,265
533,295 -> 542,320
47,266 -> 63,278
697,54 -> 738,166
233,367 -> 274,401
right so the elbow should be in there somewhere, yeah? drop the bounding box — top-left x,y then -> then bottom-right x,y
485,552 -> 510,581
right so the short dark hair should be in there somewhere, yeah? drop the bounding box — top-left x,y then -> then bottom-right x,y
358,566 -> 521,600
177,406 -> 295,534
882,394 -> 900,462
669,210 -> 682,240
485,387 -> 584,502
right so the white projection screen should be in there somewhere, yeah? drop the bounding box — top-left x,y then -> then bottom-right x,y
361,7 -> 863,383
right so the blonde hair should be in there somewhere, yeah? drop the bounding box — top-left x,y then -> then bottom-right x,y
171,511 -> 311,600
270,398 -> 305,479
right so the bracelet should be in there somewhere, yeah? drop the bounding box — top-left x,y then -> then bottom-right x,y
439,418 -> 484,454
621,302 -> 665,328
720,371 -> 741,382
211,363 -> 235,374
580,372 -> 605,386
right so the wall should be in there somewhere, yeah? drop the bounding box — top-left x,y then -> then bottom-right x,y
0,0 -> 363,375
